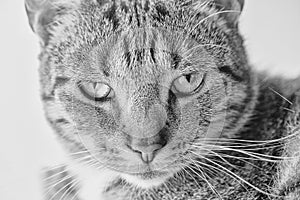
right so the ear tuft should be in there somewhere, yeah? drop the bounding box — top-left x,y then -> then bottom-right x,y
213,0 -> 244,26
195,0 -> 244,27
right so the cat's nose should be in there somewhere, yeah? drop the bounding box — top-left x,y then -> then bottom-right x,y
127,129 -> 168,163
130,143 -> 163,163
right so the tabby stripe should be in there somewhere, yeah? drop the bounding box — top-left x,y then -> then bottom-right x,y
55,118 -> 70,125
150,48 -> 156,64
103,178 -> 124,193
42,93 -> 55,101
41,76 -> 69,101
48,118 -> 80,144
45,77 -> 70,101
53,76 -> 71,89
218,65 -> 244,82
227,83 -> 254,126
47,116 -> 70,126
124,52 -> 131,69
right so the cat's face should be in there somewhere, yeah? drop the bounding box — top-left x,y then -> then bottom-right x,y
26,0 -> 256,188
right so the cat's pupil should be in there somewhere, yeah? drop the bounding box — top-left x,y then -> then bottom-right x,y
93,82 -> 97,89
185,74 -> 192,83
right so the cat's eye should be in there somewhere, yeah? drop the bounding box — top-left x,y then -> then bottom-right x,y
171,73 -> 205,96
78,82 -> 114,101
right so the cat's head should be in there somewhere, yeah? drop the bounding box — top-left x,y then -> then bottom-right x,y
26,0 -> 257,188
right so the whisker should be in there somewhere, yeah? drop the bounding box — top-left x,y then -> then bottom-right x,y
187,157 -> 252,195
150,187 -> 162,200
195,148 -> 239,170
193,140 -> 285,149
232,144 -> 284,151
42,166 -> 70,182
41,164 -> 67,173
46,160 -> 101,200
162,181 -> 172,196
181,0 -> 211,40
42,154 -> 101,183
69,187 -> 81,200
48,177 -> 79,200
44,158 -> 97,194
192,142 -> 287,156
191,148 -> 269,178
182,155 -> 205,184
213,152 -> 266,171
58,178 -> 80,200
71,154 -> 96,163
211,144 -> 296,160
181,165 -> 203,190
44,170 -> 78,187
182,44 -> 231,59
283,107 -> 296,113
44,173 -> 75,198
198,156 -> 280,198
188,10 -> 241,36
187,160 -> 223,199
198,129 -> 300,145
269,87 -> 293,105
68,150 -> 90,155
191,144 -> 290,162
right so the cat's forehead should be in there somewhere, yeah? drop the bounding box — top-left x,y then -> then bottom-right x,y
82,27 -> 205,82
54,1 -> 227,83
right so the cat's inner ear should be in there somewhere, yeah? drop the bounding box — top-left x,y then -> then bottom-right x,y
215,0 -> 244,26
25,0 -> 79,45
200,0 -> 244,27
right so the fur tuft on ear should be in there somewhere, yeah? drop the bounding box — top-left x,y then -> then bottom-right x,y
24,0 -> 81,45
214,0 -> 244,25
197,0 -> 244,27
214,0 -> 244,23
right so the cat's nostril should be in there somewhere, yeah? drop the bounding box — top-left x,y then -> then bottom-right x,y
128,143 -> 163,163
126,128 -> 169,163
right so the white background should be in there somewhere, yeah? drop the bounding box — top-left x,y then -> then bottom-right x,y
0,1 -> 300,200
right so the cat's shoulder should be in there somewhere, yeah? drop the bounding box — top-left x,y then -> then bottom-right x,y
255,71 -> 300,198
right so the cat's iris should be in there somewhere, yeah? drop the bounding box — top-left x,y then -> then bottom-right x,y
171,73 -> 205,96
78,82 -> 114,101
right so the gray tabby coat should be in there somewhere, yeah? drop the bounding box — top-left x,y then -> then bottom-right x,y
25,0 -> 300,199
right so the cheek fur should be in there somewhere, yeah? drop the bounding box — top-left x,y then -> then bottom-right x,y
179,92 -> 213,131
166,93 -> 213,155
60,92 -> 118,133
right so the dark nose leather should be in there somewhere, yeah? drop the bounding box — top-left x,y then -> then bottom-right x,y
128,129 -> 168,163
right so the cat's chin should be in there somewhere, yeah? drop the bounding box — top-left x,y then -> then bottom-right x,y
120,171 -> 171,188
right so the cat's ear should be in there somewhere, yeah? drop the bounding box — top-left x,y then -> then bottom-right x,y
24,0 -> 79,45
214,0 -> 244,26
198,0 -> 244,27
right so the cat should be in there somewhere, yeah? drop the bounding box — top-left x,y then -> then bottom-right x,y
25,0 -> 300,199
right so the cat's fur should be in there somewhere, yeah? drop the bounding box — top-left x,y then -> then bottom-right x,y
25,0 -> 300,199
